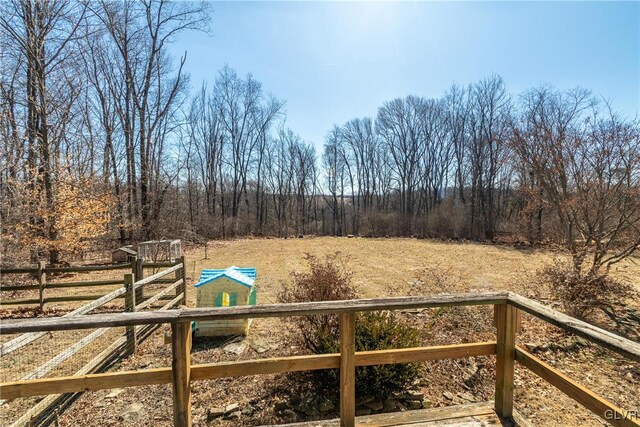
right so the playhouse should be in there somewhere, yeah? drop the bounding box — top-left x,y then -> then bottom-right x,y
193,266 -> 257,336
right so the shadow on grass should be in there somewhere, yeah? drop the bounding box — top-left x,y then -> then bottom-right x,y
191,334 -> 244,352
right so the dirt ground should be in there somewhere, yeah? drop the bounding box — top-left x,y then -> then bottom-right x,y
12,237 -> 640,426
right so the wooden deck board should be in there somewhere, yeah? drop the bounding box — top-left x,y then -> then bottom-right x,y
271,401 -> 530,426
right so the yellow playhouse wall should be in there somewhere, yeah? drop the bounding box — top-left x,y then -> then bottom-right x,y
196,277 -> 250,307
195,277 -> 252,336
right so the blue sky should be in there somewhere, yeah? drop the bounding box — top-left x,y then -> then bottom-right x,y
170,1 -> 640,148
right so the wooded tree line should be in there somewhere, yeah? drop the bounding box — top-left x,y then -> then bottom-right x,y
1,0 -> 638,272
0,0 -> 208,262
323,79 -> 513,240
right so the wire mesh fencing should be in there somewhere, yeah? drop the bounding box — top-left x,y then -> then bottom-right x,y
0,258 -> 186,426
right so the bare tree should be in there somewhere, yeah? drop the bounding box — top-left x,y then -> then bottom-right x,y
376,96 -> 425,235
466,75 -> 512,239
0,0 -> 88,262
512,87 -> 640,276
94,0 -> 208,238
2,0 -> 638,275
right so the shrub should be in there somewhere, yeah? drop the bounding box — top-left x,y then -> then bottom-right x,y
363,212 -> 396,237
279,253 -> 355,353
424,199 -> 468,239
314,311 -> 421,397
540,261 -> 633,319
279,253 -> 422,399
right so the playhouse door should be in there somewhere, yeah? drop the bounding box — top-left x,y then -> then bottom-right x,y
216,292 -> 238,307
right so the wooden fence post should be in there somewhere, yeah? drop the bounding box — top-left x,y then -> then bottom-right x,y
179,255 -> 187,305
340,312 -> 356,427
171,320 -> 192,427
132,256 -> 144,304
124,273 -> 137,355
38,261 -> 46,310
495,303 -> 517,418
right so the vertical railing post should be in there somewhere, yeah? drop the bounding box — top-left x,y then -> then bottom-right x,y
178,255 -> 187,305
340,312 -> 356,427
494,303 -> 518,418
171,320 -> 192,427
124,273 -> 137,355
132,256 -> 144,303
37,261 -> 46,310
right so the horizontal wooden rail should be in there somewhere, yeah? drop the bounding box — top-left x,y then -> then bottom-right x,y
45,279 -> 123,289
0,279 -> 123,294
0,298 -> 42,306
356,341 -> 496,366
0,342 -> 495,400
192,353 -> 339,382
192,342 -> 497,381
1,264 -> 134,274
0,292 -> 509,334
0,261 -> 174,275
0,367 -> 173,400
0,284 -> 40,291
45,263 -> 133,273
508,293 -> 640,362
516,348 -> 640,427
143,262 -> 181,268
0,267 -> 39,274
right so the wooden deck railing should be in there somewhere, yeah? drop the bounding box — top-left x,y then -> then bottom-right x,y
1,292 -> 639,427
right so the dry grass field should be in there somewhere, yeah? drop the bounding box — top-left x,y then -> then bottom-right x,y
185,237 -> 639,303
20,237 -> 640,426
188,237 -> 547,303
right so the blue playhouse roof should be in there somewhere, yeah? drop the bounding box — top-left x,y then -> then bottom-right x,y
195,266 -> 256,288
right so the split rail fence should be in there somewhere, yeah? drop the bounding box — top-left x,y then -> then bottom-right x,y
0,292 -> 639,427
0,257 -> 185,308
0,257 -> 186,426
